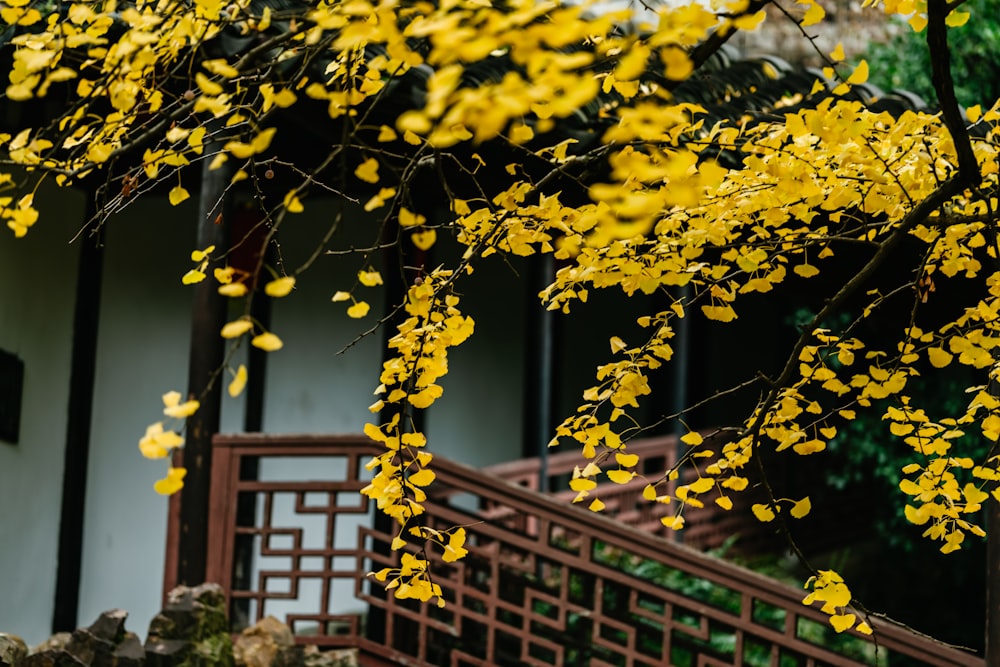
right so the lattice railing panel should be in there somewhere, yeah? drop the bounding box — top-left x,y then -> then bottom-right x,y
198,434 -> 983,667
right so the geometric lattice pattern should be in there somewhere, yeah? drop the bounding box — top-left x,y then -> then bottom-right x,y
197,434 -> 983,667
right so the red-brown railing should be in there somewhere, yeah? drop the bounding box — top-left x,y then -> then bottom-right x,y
182,433 -> 982,667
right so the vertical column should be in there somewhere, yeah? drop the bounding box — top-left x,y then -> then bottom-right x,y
52,198 -> 103,632
175,159 -> 232,586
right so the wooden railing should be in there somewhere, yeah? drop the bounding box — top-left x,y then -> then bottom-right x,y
184,434 -> 983,667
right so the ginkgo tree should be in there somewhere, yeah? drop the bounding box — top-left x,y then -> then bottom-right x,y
2,0 -> 998,653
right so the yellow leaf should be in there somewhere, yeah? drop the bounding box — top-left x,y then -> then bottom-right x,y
182,269 -> 206,285
661,515 -> 685,530
615,452 -> 639,467
801,1 -> 825,26
680,431 -> 703,446
251,332 -> 284,351
642,484 -> 657,501
722,476 -> 748,491
752,503 -> 775,522
607,469 -> 635,484
856,621 -> 873,636
443,527 -> 469,562
411,229 -> 436,250
609,336 -> 627,353
945,9 -> 969,26
588,498 -> 605,512
510,123 -> 534,144
138,423 -> 183,459
967,105 -> 982,123
732,9 -> 766,30
715,496 -> 733,510
358,269 -> 383,287
221,319 -> 254,338
829,43 -> 845,62
847,60 -> 869,85
154,467 -> 187,496
687,477 -> 714,494
391,535 -> 406,550
830,614 -> 856,633
790,496 -> 811,519
399,207 -> 426,228
984,414 -> 1000,441
963,482 -> 989,508
162,390 -> 200,418
927,347 -> 952,368
219,282 -> 248,297
332,291 -> 351,302
378,125 -> 397,142
228,364 -> 248,398
265,276 -> 296,297
408,468 -> 436,486
570,478 -> 597,492
169,186 -> 190,206
191,245 -> 215,262
284,191 -> 304,213
209,153 -> 228,170
702,304 -> 737,322
889,422 -> 914,436
347,301 -> 371,318
203,59 -> 239,78
355,157 -> 380,184
794,263 -> 820,278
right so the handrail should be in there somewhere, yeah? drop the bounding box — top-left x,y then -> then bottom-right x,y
191,433 -> 983,667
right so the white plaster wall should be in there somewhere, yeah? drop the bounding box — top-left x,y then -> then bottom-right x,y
0,189 -> 85,645
78,197 -> 201,638
260,209 -> 385,435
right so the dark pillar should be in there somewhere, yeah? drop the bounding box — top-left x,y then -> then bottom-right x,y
522,253 -> 556,492
52,200 -> 103,632
175,160 -> 231,586
989,503 -> 1000,661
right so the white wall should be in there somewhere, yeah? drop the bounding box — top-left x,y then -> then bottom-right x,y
260,209 -> 385,435
77,197 -> 199,639
0,188 -> 85,646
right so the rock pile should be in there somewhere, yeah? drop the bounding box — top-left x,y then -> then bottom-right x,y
2,586 -> 356,667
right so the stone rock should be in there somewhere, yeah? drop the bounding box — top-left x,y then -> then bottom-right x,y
300,647 -> 356,667
66,610 -> 134,667
108,635 -> 144,667
232,618 -> 356,667
145,584 -> 233,667
24,610 -> 143,667
31,635 -> 71,655
20,650 -> 85,667
233,617 -> 293,667
0,633 -> 28,667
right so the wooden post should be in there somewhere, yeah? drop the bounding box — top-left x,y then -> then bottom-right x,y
522,253 -> 556,492
52,201 -> 103,632
176,158 -> 231,587
989,503 -> 1000,662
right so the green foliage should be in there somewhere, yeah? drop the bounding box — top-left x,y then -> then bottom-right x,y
866,0 -> 1000,107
